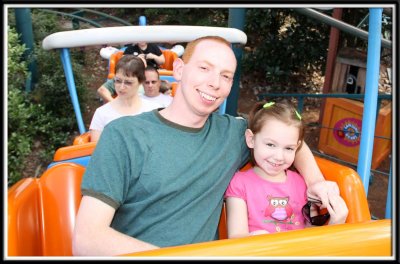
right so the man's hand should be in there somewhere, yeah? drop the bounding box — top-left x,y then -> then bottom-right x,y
307,181 -> 348,224
326,195 -> 349,225
307,180 -> 339,210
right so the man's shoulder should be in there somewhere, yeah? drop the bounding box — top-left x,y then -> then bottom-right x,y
108,110 -> 156,127
210,112 -> 247,125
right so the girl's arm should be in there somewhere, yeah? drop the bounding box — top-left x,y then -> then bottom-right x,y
225,197 -> 250,239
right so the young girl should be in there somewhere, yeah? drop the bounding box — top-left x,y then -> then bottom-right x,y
225,100 -> 348,238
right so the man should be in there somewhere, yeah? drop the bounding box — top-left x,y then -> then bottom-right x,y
73,36 -> 341,256
141,66 -> 173,108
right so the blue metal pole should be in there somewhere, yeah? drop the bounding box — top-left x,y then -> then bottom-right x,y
224,8 -> 246,116
356,8 -> 382,194
385,158 -> 392,218
139,15 -> 146,26
59,48 -> 86,134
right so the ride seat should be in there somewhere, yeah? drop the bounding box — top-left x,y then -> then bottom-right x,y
8,178 -> 42,256
160,49 -> 178,71
53,142 -> 97,161
39,163 -> 85,256
73,132 -> 91,145
107,51 -> 124,80
107,49 -> 178,80
8,163 -> 85,256
8,157 -> 371,255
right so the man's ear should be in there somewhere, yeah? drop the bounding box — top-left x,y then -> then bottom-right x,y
245,129 -> 255,148
172,58 -> 184,81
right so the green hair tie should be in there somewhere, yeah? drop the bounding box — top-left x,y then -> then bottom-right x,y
263,102 -> 275,108
295,110 -> 302,120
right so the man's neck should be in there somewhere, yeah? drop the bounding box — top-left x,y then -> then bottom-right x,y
159,104 -> 209,129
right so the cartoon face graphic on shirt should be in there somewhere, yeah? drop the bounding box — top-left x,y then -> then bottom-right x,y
264,195 -> 293,221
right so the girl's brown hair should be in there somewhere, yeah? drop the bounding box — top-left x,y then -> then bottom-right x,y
247,99 -> 305,165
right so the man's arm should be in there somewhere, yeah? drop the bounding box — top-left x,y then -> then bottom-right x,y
72,196 -> 159,256
294,142 -> 342,207
294,142 -> 324,186
97,85 -> 114,103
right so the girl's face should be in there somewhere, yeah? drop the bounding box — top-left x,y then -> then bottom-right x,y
245,118 -> 301,178
114,70 -> 141,97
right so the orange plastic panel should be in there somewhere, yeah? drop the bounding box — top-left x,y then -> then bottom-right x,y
126,219 -> 391,257
170,82 -> 178,97
218,203 -> 228,240
158,69 -> 173,76
39,163 -> 85,256
315,156 -> 371,223
53,142 -> 97,161
107,49 -> 176,80
107,51 -> 124,80
160,49 -> 178,70
73,132 -> 91,145
318,98 -> 392,169
8,178 -> 42,256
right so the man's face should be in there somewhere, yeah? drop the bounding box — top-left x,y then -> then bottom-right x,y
144,70 -> 161,97
174,39 -> 237,117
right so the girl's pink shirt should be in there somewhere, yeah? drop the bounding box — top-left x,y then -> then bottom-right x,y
225,168 -> 308,233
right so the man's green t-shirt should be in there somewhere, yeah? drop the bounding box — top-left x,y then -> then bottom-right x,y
81,109 -> 249,247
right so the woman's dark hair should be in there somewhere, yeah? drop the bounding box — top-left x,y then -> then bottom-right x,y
115,55 -> 146,83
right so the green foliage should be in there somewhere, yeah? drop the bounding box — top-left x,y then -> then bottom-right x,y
341,8 -> 392,51
31,10 -> 61,41
143,8 -> 228,26
7,27 -> 28,89
242,9 -> 330,85
7,10 -> 88,186
31,45 -> 87,118
8,27 -> 29,185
